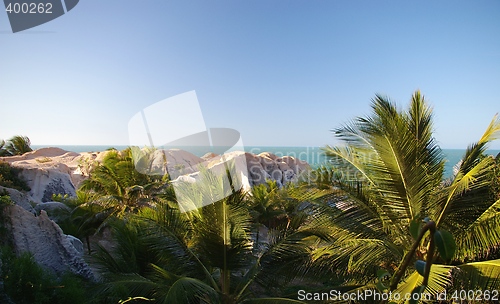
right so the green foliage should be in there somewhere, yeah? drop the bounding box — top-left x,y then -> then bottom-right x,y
57,148 -> 169,254
78,148 -> 167,219
89,168 -> 332,303
0,135 -> 32,156
492,153 -> 500,201
434,229 -> 456,262
0,191 -> 14,208
0,139 -> 6,156
14,93 -> 493,303
2,250 -> 52,304
0,249 -> 90,304
318,91 -> 500,300
0,161 -> 30,191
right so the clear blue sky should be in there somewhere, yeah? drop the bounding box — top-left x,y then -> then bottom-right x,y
1,0 -> 499,149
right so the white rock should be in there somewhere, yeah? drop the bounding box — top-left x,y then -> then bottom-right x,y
5,205 -> 94,280
0,186 -> 34,213
0,147 -> 103,204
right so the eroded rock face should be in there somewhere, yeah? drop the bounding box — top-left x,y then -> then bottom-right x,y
0,148 -> 98,204
0,186 -> 34,213
2,148 -> 312,203
5,205 -> 94,281
19,167 -> 76,203
196,150 -> 311,189
246,152 -> 311,188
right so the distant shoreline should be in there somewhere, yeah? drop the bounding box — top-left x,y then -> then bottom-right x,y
31,145 -> 499,178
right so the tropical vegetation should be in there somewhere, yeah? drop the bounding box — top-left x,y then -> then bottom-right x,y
0,161 -> 30,191
2,92 -> 500,303
318,91 -> 500,301
0,135 -> 32,156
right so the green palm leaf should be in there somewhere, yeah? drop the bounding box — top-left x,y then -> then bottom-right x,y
5,135 -> 32,155
164,277 -> 219,304
454,198 -> 500,259
394,264 -> 453,302
455,259 -> 500,291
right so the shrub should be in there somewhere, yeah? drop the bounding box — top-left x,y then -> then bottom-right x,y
1,248 -> 91,304
0,161 -> 30,191
2,250 -> 53,304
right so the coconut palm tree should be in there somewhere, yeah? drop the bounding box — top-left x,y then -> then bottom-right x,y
315,91 -> 500,301
62,147 -> 169,255
78,147 -> 167,218
4,135 -> 32,156
92,169 -> 332,303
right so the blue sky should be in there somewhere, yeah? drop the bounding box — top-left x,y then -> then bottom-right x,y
1,0 -> 499,149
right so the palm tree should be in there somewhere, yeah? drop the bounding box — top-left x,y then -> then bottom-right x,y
0,139 -> 8,156
5,135 -> 32,155
62,147 -> 168,255
92,169 -> 331,303
78,147 -> 167,218
316,91 -> 500,300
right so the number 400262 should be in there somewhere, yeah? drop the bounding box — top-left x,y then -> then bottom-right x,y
5,2 -> 53,14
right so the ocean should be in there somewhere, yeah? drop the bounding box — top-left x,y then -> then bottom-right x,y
31,145 -> 500,179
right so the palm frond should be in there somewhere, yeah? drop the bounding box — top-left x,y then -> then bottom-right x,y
312,237 -> 400,282
327,92 -> 446,242
163,277 -> 219,304
453,198 -> 500,259
433,115 -> 500,229
454,259 -> 500,290
394,264 -> 454,302
136,202 -> 207,280
5,135 -> 32,155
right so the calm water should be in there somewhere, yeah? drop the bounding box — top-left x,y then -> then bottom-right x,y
32,145 -> 499,178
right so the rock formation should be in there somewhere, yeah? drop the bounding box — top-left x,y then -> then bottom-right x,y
131,148 -> 311,190
4,204 -> 94,280
0,147 -> 101,203
0,146 -> 311,282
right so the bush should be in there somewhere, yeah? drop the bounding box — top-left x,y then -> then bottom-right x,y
2,250 -> 53,304
1,248 -> 91,304
0,161 -> 30,191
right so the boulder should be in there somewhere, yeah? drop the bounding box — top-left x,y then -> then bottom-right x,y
131,148 -> 206,178
244,152 -> 270,186
0,186 -> 34,214
201,152 -> 218,160
0,148 -> 100,204
278,156 -> 311,174
66,235 -> 84,256
258,152 -> 278,161
5,204 -> 94,281
163,149 -> 205,178
1,147 -> 313,204
277,161 -> 296,183
34,201 -> 71,223
167,150 -> 312,192
19,167 -> 76,203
